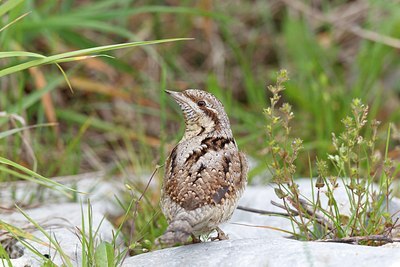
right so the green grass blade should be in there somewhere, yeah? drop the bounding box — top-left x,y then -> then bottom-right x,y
0,11 -> 30,32
0,244 -> 12,267
0,123 -> 56,139
0,157 -> 81,197
14,205 -> 74,267
0,38 -> 193,77
0,51 -> 45,59
0,0 -> 24,17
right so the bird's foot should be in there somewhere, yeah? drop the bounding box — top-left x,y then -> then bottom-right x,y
211,227 -> 229,241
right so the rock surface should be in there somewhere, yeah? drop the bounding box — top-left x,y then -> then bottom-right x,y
1,175 -> 399,267
2,203 -> 118,266
124,237 -> 400,267
0,172 -> 123,267
125,179 -> 400,267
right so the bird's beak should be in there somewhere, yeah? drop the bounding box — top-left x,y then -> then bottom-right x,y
165,90 -> 173,95
165,90 -> 185,104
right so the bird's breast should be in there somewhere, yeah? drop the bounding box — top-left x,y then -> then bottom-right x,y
163,135 -> 244,211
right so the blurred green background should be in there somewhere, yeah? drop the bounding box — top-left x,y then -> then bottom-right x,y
1,0 -> 400,252
2,0 -> 399,179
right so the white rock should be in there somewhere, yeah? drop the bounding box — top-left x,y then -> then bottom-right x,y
123,237 -> 400,267
2,174 -> 399,266
125,178 -> 400,267
2,202 -> 118,267
0,173 -> 126,266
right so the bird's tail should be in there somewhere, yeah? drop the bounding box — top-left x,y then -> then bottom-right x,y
156,219 -> 193,246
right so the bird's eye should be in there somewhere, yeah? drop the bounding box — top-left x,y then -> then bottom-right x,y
197,100 -> 206,107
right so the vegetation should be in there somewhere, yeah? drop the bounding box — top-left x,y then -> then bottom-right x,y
266,70 -> 399,244
1,0 -> 400,263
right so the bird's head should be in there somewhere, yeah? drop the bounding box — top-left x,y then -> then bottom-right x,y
166,89 -> 232,138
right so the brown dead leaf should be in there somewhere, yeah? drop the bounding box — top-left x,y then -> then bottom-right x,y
29,67 -> 62,148
70,77 -> 131,100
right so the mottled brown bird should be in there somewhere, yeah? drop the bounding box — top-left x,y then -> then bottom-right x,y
157,89 -> 248,246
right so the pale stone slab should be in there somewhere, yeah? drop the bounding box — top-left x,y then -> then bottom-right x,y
1,175 -> 399,267
125,179 -> 400,267
3,203 -> 117,267
123,237 -> 400,267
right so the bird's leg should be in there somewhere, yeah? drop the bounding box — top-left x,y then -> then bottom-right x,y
211,227 -> 229,241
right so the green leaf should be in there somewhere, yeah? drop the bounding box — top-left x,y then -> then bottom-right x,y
95,241 -> 115,267
274,188 -> 287,199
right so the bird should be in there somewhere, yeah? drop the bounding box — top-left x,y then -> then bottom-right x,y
157,89 -> 248,246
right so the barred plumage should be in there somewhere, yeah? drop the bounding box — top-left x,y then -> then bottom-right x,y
157,89 -> 248,246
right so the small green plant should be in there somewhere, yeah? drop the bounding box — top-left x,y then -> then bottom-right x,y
116,168 -> 167,257
78,200 -> 128,267
266,70 -> 399,245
